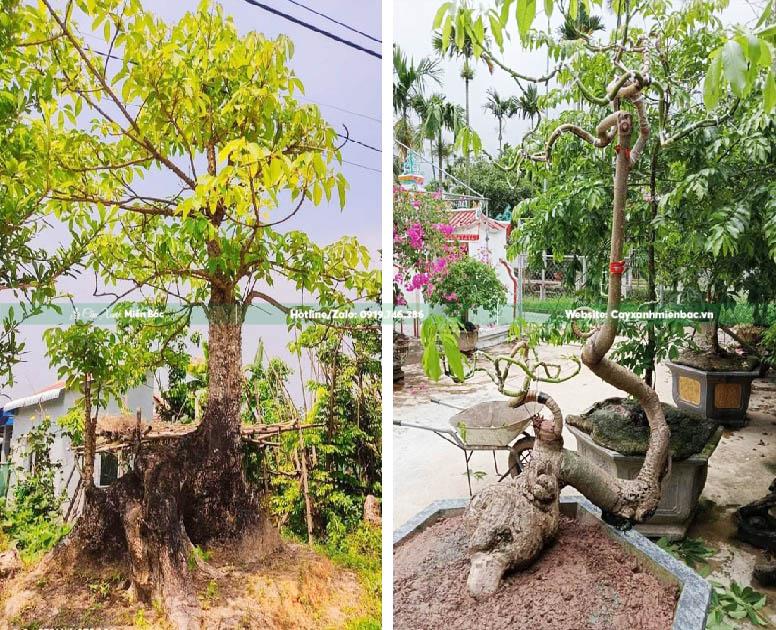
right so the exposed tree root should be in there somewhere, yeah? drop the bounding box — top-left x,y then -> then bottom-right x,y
464,416 -> 563,599
5,418 -> 280,629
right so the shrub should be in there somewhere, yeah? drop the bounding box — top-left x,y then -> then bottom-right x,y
1,417 -> 71,562
427,257 -> 507,323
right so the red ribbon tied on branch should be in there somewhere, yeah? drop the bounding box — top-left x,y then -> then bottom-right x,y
614,144 -> 631,161
609,260 -> 626,274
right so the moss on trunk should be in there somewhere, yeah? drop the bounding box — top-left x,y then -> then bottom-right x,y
567,397 -> 717,460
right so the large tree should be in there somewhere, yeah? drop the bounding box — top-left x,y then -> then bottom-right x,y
14,1 -> 379,626
393,44 -> 441,155
431,0 -> 775,599
415,93 -> 465,180
483,87 -> 518,153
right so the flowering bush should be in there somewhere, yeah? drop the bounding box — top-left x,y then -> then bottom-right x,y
427,257 -> 507,324
393,188 -> 461,303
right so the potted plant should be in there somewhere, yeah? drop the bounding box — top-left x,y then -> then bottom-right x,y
427,257 -> 507,352
666,312 -> 760,428
567,397 -> 723,539
392,186 -> 461,359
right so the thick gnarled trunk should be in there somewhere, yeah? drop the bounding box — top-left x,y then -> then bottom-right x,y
23,288 -> 277,629
463,84 -> 671,599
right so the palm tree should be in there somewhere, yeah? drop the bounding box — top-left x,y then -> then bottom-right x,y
415,93 -> 464,183
516,83 -> 541,126
432,26 -> 489,129
559,5 -> 605,40
483,88 -> 519,154
393,45 -> 442,157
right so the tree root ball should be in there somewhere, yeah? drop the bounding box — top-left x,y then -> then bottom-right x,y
464,459 -> 561,599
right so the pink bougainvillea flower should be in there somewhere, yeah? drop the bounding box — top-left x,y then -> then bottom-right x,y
431,258 -> 447,273
445,292 -> 458,302
406,223 -> 424,249
405,272 -> 430,291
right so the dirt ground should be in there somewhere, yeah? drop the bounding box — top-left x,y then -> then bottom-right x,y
394,340 -> 776,627
394,514 -> 678,630
1,540 -> 367,629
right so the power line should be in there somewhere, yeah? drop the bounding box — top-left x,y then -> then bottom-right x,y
240,0 -> 381,59
282,0 -> 381,44
341,159 -> 380,173
337,133 -> 381,153
299,97 -> 380,124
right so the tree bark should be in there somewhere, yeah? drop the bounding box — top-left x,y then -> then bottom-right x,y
645,145 -> 659,387
438,129 -> 444,182
36,284 -> 279,629
82,375 -> 95,493
462,87 -> 671,599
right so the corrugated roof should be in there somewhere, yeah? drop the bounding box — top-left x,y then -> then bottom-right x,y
3,381 -> 67,413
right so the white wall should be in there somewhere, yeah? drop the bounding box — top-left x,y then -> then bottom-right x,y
5,376 -> 154,514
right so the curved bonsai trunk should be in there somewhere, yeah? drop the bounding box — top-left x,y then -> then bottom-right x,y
464,88 -> 671,598
19,291 -> 278,628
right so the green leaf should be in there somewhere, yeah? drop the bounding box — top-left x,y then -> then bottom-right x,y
441,334 -> 464,381
704,54 -> 723,110
423,341 -> 442,381
455,12 -> 466,50
433,2 -> 453,29
336,175 -> 347,208
489,13 -> 504,49
568,0 -> 578,21
544,0 -> 554,18
516,0 -> 537,42
765,70 -> 776,112
722,39 -> 748,97
442,16 -> 453,51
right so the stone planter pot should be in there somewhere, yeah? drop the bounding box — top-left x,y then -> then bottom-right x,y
569,424 -> 723,540
666,360 -> 759,428
393,333 -> 410,383
458,329 -> 478,353
394,497 -> 711,630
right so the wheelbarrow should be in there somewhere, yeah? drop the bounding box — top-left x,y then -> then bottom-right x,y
393,397 -> 536,496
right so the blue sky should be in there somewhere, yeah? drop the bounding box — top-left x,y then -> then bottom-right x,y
3,0 -> 382,402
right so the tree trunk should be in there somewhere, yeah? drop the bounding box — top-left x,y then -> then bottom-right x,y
465,76 -> 471,186
462,94 -> 671,600
645,145 -> 659,387
498,118 -> 503,154
297,416 -> 314,545
438,129 -> 444,182
38,284 -> 279,629
82,374 -> 95,494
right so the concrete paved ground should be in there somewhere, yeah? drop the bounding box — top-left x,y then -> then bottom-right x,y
393,340 -> 776,624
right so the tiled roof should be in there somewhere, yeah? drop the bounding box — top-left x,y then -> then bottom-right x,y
446,209 -> 508,231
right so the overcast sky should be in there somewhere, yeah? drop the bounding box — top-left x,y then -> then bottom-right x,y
3,0 -> 381,402
395,0 -> 763,167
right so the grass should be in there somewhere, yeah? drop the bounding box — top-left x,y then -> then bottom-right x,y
318,522 -> 381,630
521,294 -> 776,327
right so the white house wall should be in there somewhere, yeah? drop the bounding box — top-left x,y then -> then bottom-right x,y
5,377 -> 154,515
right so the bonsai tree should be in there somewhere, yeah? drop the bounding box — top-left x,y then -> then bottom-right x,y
427,256 -> 507,328
429,0 -> 775,599
14,1 -> 379,625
